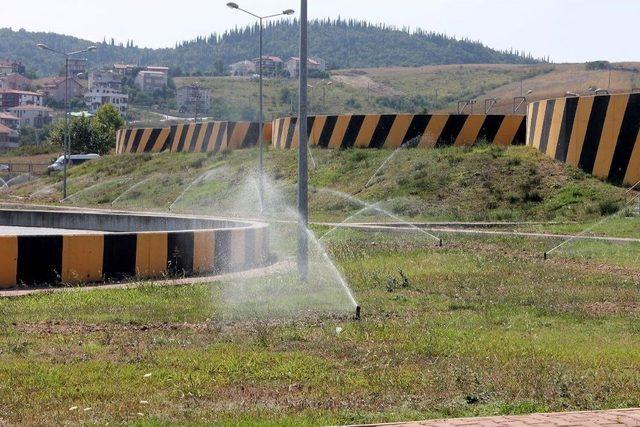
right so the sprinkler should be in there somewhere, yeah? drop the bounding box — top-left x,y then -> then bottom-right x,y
355,305 -> 361,320
438,238 -> 443,247
543,252 -> 548,260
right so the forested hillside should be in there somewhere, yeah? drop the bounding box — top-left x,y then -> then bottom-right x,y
0,19 -> 542,76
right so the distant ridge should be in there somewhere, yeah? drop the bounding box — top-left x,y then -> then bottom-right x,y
0,19 -> 543,76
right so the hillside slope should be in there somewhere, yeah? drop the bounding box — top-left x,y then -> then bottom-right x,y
3,146 -> 626,223
0,20 -> 539,76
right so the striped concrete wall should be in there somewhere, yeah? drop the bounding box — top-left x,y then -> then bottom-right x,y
272,114 -> 526,149
0,220 -> 269,289
116,121 -> 273,154
527,93 -> 640,186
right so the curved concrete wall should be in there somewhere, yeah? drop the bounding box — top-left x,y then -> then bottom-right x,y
272,114 -> 526,149
116,121 -> 273,154
527,93 -> 640,186
0,209 -> 269,288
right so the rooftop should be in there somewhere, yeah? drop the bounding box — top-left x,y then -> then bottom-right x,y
253,56 -> 283,63
0,112 -> 19,120
0,89 -> 42,96
289,57 -> 321,66
0,123 -> 12,134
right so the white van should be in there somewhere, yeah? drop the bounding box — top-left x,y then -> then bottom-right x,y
48,154 -> 100,173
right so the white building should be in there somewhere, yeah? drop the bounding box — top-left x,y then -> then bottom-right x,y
286,57 -> 326,78
84,87 -> 128,114
7,105 -> 53,128
229,60 -> 256,76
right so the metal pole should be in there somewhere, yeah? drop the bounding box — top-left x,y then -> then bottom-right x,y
63,55 -> 69,200
258,17 -> 265,212
297,0 -> 308,280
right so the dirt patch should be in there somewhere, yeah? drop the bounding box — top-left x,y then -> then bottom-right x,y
332,72 -> 404,97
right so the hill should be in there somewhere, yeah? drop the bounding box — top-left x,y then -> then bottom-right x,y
3,145 -> 626,224
0,20 -> 541,77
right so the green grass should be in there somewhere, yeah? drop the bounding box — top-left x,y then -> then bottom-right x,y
2,231 -> 640,424
6,145 -> 627,224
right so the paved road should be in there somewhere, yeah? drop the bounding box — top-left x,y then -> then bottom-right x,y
358,408 -> 640,426
0,225 -> 103,235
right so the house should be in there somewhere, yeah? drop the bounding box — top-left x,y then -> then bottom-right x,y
176,85 -> 210,114
0,73 -> 32,91
230,60 -> 256,76
112,63 -> 138,77
286,57 -> 326,78
0,90 -> 44,109
37,77 -> 84,103
7,105 -> 53,129
252,56 -> 284,77
0,60 -> 25,76
89,70 -> 123,91
145,66 -> 169,77
134,70 -> 167,92
68,58 -> 88,77
0,123 -> 19,150
84,86 -> 128,114
0,112 -> 20,130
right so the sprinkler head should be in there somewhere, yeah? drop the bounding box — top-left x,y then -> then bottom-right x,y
355,306 -> 361,321
543,252 -> 548,260
438,238 -> 443,248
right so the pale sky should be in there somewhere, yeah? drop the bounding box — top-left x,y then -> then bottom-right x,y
1,0 -> 638,63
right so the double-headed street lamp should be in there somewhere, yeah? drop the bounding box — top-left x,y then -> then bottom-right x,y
37,43 -> 96,199
227,2 -> 294,211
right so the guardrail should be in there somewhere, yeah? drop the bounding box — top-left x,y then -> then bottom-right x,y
1,163 -> 50,175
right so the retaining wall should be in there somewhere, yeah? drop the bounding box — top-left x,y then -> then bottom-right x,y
527,93 -> 640,186
0,209 -> 269,288
116,121 -> 273,154
272,114 -> 526,149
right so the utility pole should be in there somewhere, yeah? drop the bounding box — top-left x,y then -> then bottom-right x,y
297,0 -> 308,280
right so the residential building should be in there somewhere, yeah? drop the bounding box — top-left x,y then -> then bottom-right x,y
0,60 -> 25,76
7,105 -> 53,128
0,112 -> 20,130
38,77 -> 84,103
0,123 -> 19,150
84,87 -> 128,114
0,73 -> 32,91
89,70 -> 123,91
145,66 -> 169,77
230,60 -> 256,76
134,70 -> 167,92
286,57 -> 326,78
176,85 -> 210,114
68,58 -> 88,77
252,56 -> 284,77
112,63 -> 138,77
0,90 -> 44,109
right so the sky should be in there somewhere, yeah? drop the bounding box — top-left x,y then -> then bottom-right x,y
1,0 -> 638,63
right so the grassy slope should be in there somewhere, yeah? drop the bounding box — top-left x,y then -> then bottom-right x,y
2,231 -> 640,424
4,145 -> 628,224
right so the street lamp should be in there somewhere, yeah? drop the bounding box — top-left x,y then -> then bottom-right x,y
227,2 -> 295,211
37,43 -> 96,200
297,0 -> 309,280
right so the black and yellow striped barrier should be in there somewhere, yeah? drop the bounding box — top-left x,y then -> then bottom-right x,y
272,114 -> 526,149
527,93 -> 640,186
0,211 -> 269,289
116,121 -> 273,154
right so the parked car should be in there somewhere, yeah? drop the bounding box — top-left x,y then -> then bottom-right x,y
47,154 -> 100,173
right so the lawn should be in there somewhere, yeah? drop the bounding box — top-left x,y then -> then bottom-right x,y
2,230 -> 640,425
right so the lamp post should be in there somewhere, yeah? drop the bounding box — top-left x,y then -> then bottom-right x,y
297,0 -> 309,280
37,43 -> 96,200
226,3 -> 294,211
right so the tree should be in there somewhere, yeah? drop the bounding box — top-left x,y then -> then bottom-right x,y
48,105 -> 124,155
